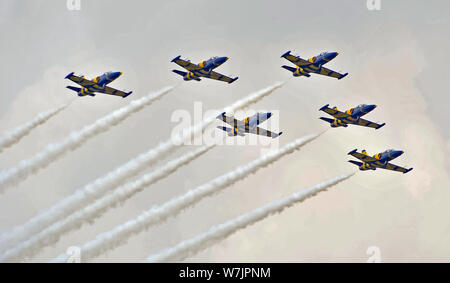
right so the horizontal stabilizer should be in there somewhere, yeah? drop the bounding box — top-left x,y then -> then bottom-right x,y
348,149 -> 358,155
319,117 -> 334,124
348,160 -> 363,166
172,70 -> 187,77
217,126 -> 232,133
66,86 -> 81,92
281,65 -> 296,73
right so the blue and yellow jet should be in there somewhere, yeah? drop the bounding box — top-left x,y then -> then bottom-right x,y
65,71 -> 133,98
281,51 -> 348,80
348,149 -> 413,174
171,55 -> 238,84
319,104 -> 385,129
216,112 -> 282,138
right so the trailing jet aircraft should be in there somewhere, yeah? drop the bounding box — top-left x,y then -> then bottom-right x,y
171,55 -> 238,84
319,104 -> 385,129
65,72 -> 133,98
281,51 -> 348,80
216,112 -> 282,138
348,149 -> 413,174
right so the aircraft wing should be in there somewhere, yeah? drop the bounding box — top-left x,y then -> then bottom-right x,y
281,51 -> 311,67
217,112 -> 241,126
65,72 -> 97,87
101,86 -> 133,98
171,56 -> 202,71
246,126 -> 282,138
379,163 -> 413,174
348,149 -> 378,162
319,67 -> 348,80
355,118 -> 385,129
319,104 -> 351,119
203,70 -> 238,84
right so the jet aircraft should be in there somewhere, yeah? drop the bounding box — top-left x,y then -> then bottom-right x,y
348,149 -> 413,174
319,104 -> 385,129
65,71 -> 133,98
171,55 -> 238,84
216,112 -> 282,138
281,51 -> 348,79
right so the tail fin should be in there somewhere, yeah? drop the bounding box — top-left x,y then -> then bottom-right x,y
171,55 -> 181,63
319,117 -> 334,124
172,70 -> 187,77
216,112 -> 226,119
281,51 -> 291,58
348,160 -> 363,166
66,86 -> 81,93
281,65 -> 296,73
319,104 -> 330,111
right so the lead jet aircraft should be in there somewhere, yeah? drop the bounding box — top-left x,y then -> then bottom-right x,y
319,104 -> 385,129
171,55 -> 238,84
348,149 -> 413,174
281,51 -> 348,80
65,72 -> 132,98
216,112 -> 282,138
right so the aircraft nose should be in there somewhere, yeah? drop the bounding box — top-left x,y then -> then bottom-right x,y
110,72 -> 122,80
364,104 -> 377,112
216,56 -> 228,64
327,52 -> 339,60
392,150 -> 404,158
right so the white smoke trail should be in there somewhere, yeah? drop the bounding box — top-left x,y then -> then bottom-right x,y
0,86 -> 174,194
146,173 -> 354,262
0,145 -> 214,262
0,104 -> 67,153
51,132 -> 319,263
0,82 -> 284,255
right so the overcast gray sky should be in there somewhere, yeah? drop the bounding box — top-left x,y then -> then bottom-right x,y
0,0 -> 449,262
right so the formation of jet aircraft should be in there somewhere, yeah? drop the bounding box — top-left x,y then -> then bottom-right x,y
65,50 -> 412,174
65,71 -> 132,98
216,112 -> 282,139
319,104 -> 385,129
348,149 -> 413,174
